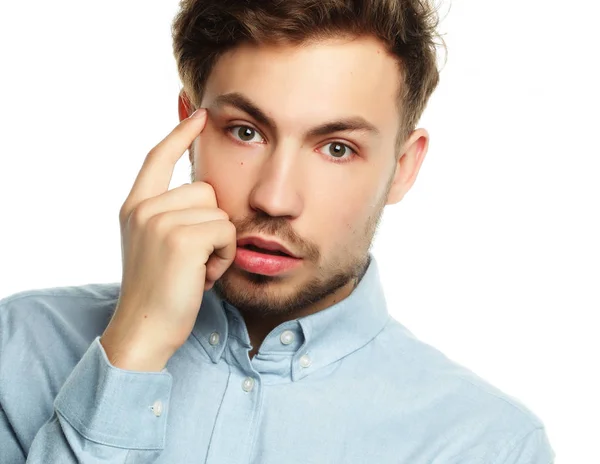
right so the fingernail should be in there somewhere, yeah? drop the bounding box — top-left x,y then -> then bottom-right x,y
190,108 -> 206,119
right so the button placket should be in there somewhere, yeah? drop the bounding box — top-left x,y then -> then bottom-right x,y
242,377 -> 255,392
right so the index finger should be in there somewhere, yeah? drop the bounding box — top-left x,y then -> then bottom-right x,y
124,108 -> 207,212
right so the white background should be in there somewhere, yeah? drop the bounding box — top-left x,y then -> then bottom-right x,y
0,1 -> 598,462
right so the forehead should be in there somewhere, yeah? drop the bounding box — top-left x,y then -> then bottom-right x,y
202,36 -> 402,137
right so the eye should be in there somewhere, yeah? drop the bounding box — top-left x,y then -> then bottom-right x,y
227,125 -> 265,144
318,142 -> 357,162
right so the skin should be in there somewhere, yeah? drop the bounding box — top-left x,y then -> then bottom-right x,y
177,35 -> 429,359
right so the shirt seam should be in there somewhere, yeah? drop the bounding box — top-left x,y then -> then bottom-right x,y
241,378 -> 260,460
0,402 -> 26,459
490,426 -> 547,464
336,314 -> 393,364
296,315 -> 393,382
0,286 -> 121,306
453,375 -> 544,428
203,365 -> 232,462
55,404 -> 164,450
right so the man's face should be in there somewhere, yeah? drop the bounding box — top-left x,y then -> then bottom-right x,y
188,36 -> 415,317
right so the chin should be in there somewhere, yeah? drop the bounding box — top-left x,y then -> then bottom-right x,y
216,267 -> 292,298
213,272 -> 301,317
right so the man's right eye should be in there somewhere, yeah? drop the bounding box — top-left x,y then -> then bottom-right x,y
227,125 -> 265,144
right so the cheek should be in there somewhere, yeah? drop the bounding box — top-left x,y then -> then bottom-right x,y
311,188 -> 373,248
193,123 -> 249,208
193,120 -> 223,176
194,121 -> 239,169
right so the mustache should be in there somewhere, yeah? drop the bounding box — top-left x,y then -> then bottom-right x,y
232,212 -> 319,261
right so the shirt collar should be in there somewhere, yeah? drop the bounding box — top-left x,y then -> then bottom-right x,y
191,253 -> 390,381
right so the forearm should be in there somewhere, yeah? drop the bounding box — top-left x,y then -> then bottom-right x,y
22,337 -> 172,463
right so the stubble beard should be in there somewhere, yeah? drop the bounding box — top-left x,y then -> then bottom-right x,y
212,253 -> 369,318
212,203 -> 385,318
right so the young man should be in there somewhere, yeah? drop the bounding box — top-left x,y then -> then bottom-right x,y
0,0 -> 554,462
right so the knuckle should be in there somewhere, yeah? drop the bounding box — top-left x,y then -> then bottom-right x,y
146,146 -> 159,160
222,220 -> 237,239
165,226 -> 189,252
146,212 -> 170,236
214,208 -> 230,221
129,201 -> 151,228
119,203 -> 131,224
193,181 -> 217,201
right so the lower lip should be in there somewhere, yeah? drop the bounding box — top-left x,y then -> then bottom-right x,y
234,247 -> 302,276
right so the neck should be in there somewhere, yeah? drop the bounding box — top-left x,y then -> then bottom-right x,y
244,258 -> 370,359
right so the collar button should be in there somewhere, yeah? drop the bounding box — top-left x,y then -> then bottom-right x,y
299,354 -> 312,368
209,332 -> 220,346
280,330 -> 295,345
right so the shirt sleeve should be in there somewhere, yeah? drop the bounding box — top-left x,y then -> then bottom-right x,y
499,427 -> 556,464
24,336 -> 173,463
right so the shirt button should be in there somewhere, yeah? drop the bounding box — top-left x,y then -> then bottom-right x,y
150,400 -> 163,417
209,332 -> 220,346
299,354 -> 312,368
242,377 -> 255,392
280,330 -> 295,345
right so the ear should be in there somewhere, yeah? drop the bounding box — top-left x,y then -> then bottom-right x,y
385,128 -> 430,205
178,89 -> 194,122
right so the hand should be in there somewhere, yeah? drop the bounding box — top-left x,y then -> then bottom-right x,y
100,109 -> 237,372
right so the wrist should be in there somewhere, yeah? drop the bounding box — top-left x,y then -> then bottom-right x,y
100,325 -> 177,372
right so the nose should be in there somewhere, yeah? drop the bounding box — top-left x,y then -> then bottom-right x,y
248,146 -> 304,219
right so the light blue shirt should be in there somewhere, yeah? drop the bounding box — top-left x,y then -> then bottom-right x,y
0,254 -> 554,463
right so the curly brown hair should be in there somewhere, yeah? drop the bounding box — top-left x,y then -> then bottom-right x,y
172,0 -> 443,151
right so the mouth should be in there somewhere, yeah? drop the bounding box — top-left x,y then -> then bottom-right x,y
239,243 -> 290,257
235,239 -> 303,276
236,236 -> 298,258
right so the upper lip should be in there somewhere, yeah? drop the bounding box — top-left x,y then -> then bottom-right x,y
237,236 -> 299,258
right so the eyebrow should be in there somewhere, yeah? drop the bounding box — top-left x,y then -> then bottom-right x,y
211,92 -> 380,138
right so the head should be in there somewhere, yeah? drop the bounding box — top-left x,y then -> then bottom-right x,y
172,0 -> 442,318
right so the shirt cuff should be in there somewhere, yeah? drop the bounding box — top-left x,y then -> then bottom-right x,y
54,336 -> 172,450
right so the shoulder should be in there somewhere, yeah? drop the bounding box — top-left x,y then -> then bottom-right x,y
355,317 -> 553,461
0,282 -> 120,339
0,281 -> 121,306
0,282 -> 121,370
